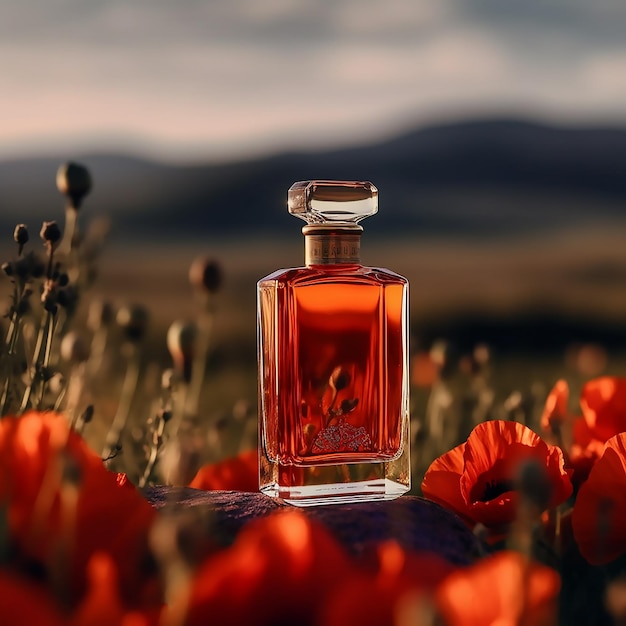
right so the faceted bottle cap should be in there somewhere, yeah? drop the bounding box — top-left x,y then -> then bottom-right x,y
288,180 -> 378,225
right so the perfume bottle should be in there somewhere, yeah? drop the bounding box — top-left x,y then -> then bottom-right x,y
257,180 -> 410,506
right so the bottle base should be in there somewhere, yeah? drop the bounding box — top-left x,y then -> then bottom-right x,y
259,453 -> 411,507
260,477 -> 410,507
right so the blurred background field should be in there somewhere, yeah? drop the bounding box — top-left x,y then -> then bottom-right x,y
4,141 -> 626,487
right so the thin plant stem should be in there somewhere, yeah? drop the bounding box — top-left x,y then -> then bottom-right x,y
20,309 -> 55,413
139,412 -> 167,488
184,307 -> 214,418
168,381 -> 190,441
101,344 -> 141,463
0,277 -> 28,415
35,312 -> 57,408
53,380 -> 69,413
65,363 -> 87,428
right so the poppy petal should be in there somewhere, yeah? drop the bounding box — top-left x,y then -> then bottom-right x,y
188,450 -> 258,492
572,433 -> 626,565
436,550 -> 560,626
540,379 -> 569,434
421,444 -> 472,523
580,377 -> 626,442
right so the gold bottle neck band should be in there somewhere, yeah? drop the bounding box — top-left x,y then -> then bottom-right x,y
302,224 -> 362,265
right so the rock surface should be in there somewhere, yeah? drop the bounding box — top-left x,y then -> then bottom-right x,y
145,487 -> 483,566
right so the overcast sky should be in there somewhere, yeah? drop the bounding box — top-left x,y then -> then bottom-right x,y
2,0 -> 626,162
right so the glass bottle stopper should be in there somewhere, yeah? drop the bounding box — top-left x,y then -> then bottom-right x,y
288,180 -> 378,225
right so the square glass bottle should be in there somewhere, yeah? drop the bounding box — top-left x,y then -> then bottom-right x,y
257,180 -> 410,506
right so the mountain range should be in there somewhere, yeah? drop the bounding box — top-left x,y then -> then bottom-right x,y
1,117 -> 625,244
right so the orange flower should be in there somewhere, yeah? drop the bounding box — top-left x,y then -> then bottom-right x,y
421,420 -> 572,530
188,449 -> 258,492
318,541 -> 456,626
0,411 -> 159,608
572,433 -> 626,565
436,550 -> 561,626
163,510 -> 354,626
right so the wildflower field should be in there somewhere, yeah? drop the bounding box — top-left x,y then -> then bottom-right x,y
3,163 -> 626,625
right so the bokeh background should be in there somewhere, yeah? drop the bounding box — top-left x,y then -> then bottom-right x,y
2,0 -> 626,423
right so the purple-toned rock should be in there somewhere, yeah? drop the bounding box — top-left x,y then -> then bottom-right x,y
145,487 -> 482,566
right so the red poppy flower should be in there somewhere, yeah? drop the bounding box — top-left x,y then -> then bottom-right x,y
411,351 -> 440,388
163,510 -> 354,626
562,377 -> 626,486
0,411 -> 159,608
540,379 -> 569,435
579,377 -> 626,443
188,449 -> 258,492
572,433 -> 626,565
0,570 -> 65,626
436,550 -> 561,626
70,553 -> 161,626
318,541 -> 456,626
421,420 -> 572,530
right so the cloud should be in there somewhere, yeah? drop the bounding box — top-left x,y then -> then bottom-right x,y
1,0 -> 626,160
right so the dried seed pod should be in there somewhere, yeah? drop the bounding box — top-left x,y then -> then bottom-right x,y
13,224 -> 29,246
189,256 -> 222,294
56,162 -> 92,209
40,221 -> 62,245
56,285 -> 79,312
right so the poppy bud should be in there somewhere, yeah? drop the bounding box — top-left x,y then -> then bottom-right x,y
15,257 -> 31,279
13,224 -> 29,246
189,256 -> 222,294
40,221 -> 62,245
167,320 -> 197,383
116,304 -> 149,342
340,398 -> 359,414
61,330 -> 90,364
56,162 -> 92,209
30,256 -> 45,278
329,365 -> 350,391
80,405 -> 94,425
57,285 -> 78,311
